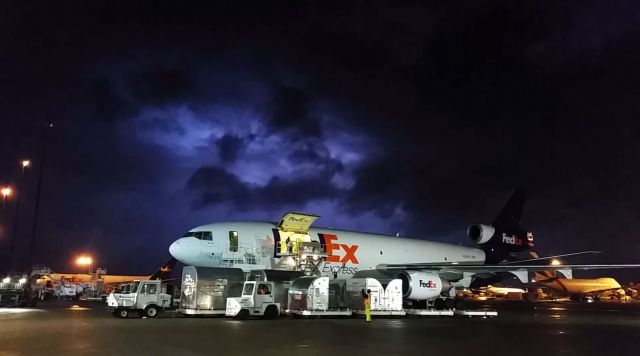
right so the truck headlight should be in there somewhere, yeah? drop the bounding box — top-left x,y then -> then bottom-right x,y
2,277 -> 10,283
19,278 -> 27,284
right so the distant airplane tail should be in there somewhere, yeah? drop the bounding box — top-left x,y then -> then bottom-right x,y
149,257 -> 177,280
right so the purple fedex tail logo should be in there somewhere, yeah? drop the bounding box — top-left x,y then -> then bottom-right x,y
502,233 -> 523,246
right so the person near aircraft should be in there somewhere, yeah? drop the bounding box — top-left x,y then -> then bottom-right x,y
363,289 -> 372,322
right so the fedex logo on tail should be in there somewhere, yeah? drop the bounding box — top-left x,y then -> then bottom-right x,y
318,233 -> 359,264
502,233 -> 523,246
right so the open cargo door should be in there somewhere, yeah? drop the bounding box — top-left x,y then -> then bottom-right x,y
278,212 -> 319,234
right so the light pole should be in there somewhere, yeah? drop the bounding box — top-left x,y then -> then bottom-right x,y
1,187 -> 12,204
21,160 -> 30,174
76,255 -> 93,274
30,122 -> 53,267
8,159 -> 31,271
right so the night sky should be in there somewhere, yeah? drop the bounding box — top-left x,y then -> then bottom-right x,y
1,1 -> 639,276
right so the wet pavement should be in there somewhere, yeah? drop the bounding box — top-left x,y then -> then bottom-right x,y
1,300 -> 639,355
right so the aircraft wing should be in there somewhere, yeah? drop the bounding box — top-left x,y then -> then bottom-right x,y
375,263 -> 640,283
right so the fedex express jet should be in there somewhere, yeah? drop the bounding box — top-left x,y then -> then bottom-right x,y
169,190 -> 640,305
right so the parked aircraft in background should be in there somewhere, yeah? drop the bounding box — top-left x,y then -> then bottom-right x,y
38,258 -> 176,288
533,270 -> 625,301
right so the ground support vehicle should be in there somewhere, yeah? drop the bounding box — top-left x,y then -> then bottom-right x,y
0,274 -> 38,307
225,281 -> 282,319
106,280 -> 176,318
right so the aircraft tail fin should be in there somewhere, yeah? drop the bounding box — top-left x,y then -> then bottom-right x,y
492,189 -> 526,227
149,257 -> 177,280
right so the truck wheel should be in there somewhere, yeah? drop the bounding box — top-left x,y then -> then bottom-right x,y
263,306 -> 279,320
235,309 -> 249,320
114,308 -> 129,318
144,305 -> 159,318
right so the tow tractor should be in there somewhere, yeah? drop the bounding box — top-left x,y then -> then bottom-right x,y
106,280 -> 177,318
226,281 -> 281,319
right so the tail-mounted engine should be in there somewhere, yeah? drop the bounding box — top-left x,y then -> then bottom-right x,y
468,224 -> 534,252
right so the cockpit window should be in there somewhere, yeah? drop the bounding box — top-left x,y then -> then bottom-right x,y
183,231 -> 213,240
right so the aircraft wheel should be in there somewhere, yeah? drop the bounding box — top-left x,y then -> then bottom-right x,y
263,306 -> 279,320
434,298 -> 445,310
144,305 -> 159,318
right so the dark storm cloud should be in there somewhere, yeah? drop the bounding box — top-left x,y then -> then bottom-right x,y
269,85 -> 321,137
130,68 -> 194,105
287,141 -> 344,174
216,134 -> 245,163
187,165 -> 340,210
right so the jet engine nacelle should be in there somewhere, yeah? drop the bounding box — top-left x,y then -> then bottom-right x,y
467,224 -> 495,244
397,271 -> 451,300
468,224 -> 533,253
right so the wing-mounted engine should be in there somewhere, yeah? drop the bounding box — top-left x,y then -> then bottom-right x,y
397,271 -> 452,300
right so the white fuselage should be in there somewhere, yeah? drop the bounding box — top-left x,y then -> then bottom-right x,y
169,221 -> 486,278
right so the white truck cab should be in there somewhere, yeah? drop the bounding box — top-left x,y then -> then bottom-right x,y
225,281 -> 280,319
106,280 -> 173,318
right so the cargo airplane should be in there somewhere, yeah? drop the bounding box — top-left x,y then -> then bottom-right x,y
533,271 -> 624,301
169,190 -> 640,307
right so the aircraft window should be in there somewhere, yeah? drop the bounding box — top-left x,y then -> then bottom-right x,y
195,232 -> 203,240
202,231 -> 213,241
182,232 -> 195,238
229,231 -> 238,252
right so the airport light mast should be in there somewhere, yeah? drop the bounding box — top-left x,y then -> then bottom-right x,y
1,186 -> 12,203
76,255 -> 94,274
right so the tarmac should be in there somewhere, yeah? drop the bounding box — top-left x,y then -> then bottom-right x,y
1,299 -> 639,356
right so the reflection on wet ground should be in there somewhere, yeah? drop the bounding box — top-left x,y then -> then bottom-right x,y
1,300 -> 639,355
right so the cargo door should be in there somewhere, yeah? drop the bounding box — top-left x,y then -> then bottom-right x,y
278,212 -> 319,234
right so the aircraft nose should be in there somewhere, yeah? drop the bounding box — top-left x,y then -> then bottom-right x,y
169,238 -> 199,263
